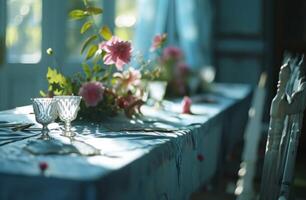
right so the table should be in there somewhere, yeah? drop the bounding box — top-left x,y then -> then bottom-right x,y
0,84 -> 252,200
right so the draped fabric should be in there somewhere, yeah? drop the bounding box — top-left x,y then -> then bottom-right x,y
133,0 -> 169,57
133,0 -> 214,68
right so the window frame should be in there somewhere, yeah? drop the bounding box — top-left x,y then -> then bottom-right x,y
0,0 -> 115,110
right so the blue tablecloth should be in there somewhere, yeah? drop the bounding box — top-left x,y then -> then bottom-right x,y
0,84 -> 251,200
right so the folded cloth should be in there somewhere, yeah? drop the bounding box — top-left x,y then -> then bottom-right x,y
0,128 -> 39,146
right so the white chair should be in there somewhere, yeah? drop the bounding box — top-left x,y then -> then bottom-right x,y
236,72 -> 267,200
260,55 -> 306,200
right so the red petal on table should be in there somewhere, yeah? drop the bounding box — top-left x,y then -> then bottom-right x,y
197,154 -> 205,162
39,162 -> 48,171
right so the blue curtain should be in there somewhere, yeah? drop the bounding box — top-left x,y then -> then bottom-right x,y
133,0 -> 169,58
133,0 -> 214,68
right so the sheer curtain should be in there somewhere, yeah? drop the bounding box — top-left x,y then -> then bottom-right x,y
133,0 -> 169,58
133,0 -> 214,68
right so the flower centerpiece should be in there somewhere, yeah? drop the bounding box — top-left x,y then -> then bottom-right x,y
150,35 -> 191,97
40,0 -> 162,120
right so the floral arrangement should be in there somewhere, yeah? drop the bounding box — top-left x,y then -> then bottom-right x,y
41,0 -> 192,120
41,0 -> 165,119
150,35 -> 191,97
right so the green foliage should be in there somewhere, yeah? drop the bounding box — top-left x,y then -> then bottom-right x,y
85,44 -> 98,60
80,21 -> 93,34
86,7 -> 103,15
82,63 -> 92,80
93,64 -> 102,73
100,26 -> 112,40
39,90 -> 47,97
46,67 -> 72,95
69,6 -> 102,21
81,34 -> 98,54
69,9 -> 89,20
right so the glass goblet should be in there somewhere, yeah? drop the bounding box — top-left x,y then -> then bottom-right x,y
147,81 -> 167,108
54,96 -> 81,137
31,98 -> 58,140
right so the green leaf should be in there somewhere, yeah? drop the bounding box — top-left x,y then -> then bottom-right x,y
93,64 -> 103,73
86,7 -> 103,15
99,26 -> 112,40
69,9 -> 88,20
85,44 -> 98,60
93,51 -> 103,64
81,34 -> 98,54
101,73 -> 109,81
46,67 -> 67,86
80,21 -> 93,34
82,63 -> 92,79
63,77 -> 73,95
39,90 -> 47,97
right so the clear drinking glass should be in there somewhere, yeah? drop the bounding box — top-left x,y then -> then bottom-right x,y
147,81 -> 167,108
54,96 -> 81,137
31,98 -> 58,140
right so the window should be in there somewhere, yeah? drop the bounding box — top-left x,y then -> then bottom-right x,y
115,0 -> 137,40
6,0 -> 42,63
66,0 -> 103,61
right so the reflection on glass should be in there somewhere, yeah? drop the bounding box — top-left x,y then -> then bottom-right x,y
6,0 -> 42,63
115,0 -> 137,40
66,0 -> 103,60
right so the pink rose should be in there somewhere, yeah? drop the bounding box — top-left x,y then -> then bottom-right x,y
78,81 -> 104,107
99,36 -> 132,71
181,96 -> 192,114
150,33 -> 167,51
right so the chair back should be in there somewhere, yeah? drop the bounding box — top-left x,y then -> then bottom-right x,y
260,54 -> 306,200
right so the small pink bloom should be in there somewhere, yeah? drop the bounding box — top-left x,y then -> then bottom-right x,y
162,46 -> 183,61
182,96 -> 192,114
125,68 -> 142,86
99,36 -> 132,71
113,68 -> 141,88
176,62 -> 189,76
78,81 -> 104,107
150,33 -> 167,51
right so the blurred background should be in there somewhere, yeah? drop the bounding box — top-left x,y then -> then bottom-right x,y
0,0 -> 305,198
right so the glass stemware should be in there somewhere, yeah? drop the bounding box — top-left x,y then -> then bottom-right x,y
147,81 -> 167,108
31,98 -> 58,140
54,96 -> 81,137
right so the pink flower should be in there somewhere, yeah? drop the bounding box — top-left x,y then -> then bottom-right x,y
78,81 -> 104,107
181,96 -> 192,114
162,46 -> 183,61
150,33 -> 167,51
99,36 -> 132,71
176,62 -> 189,76
113,68 -> 141,88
